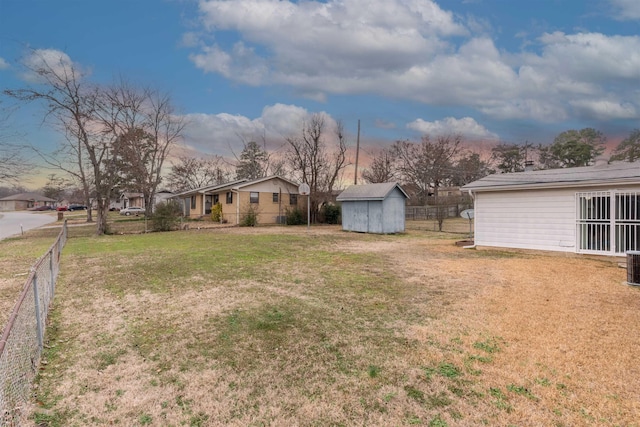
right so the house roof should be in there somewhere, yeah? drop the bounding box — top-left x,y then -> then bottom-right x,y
171,176 -> 299,198
235,175 -> 299,190
122,192 -> 144,198
0,192 -> 57,202
462,161 -> 640,192
336,182 -> 409,201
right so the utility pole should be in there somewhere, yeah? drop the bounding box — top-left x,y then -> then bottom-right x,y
354,119 -> 360,185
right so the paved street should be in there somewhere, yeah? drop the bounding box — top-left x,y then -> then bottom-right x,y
0,211 -> 58,241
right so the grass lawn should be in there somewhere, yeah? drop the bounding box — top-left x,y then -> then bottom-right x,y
2,220 -> 639,426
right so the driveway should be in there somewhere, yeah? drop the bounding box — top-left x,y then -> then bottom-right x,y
0,211 -> 58,240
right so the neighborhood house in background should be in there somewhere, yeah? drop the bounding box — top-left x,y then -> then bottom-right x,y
172,176 -> 303,225
0,193 -> 56,211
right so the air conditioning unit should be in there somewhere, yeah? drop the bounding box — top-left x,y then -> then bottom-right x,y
626,251 -> 640,286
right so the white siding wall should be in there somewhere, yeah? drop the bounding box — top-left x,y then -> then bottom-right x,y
474,188 -> 578,252
475,184 -> 640,253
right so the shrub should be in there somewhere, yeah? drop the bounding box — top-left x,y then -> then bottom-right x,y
285,207 -> 306,225
240,204 -> 259,227
211,202 -> 223,222
151,200 -> 182,232
319,203 -> 341,224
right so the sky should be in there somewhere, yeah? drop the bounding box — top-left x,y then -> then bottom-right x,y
1,0 -> 640,186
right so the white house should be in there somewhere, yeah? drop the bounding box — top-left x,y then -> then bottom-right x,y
337,182 -> 409,234
462,160 -> 640,256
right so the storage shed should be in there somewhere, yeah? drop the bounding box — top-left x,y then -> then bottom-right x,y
337,182 -> 408,234
462,160 -> 640,256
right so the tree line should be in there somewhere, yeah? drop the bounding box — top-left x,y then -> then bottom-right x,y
361,127 -> 640,205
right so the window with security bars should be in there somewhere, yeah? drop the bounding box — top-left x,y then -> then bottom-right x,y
577,192 -> 611,252
615,192 -> 640,254
577,191 -> 640,254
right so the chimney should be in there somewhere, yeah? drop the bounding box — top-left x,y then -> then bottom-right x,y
524,160 -> 534,172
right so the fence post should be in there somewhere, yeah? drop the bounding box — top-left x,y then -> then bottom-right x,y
32,272 -> 44,351
49,251 -> 55,299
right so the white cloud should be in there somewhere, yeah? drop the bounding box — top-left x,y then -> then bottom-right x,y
189,42 -> 268,86
0,57 -> 9,70
570,99 -> 637,120
181,103 -> 338,157
609,0 -> 640,20
182,112 -> 266,156
188,0 -> 640,124
407,117 -> 498,140
193,0 -> 464,86
20,49 -> 84,83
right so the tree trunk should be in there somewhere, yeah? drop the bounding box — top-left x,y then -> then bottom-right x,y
95,199 -> 109,235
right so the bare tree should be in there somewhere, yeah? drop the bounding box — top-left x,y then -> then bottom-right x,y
41,173 -> 69,201
166,155 -> 231,192
361,147 -> 397,183
4,50 -> 119,233
392,134 -> 461,230
99,81 -> 185,215
392,135 -> 460,203
285,114 -> 349,222
0,102 -> 30,185
451,151 -> 493,186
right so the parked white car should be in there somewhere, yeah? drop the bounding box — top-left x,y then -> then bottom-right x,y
119,206 -> 146,216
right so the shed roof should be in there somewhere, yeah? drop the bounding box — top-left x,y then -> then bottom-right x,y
336,182 -> 409,201
0,192 -> 56,202
462,161 -> 640,192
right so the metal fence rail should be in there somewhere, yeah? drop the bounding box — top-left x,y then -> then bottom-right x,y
0,221 -> 67,425
406,204 -> 470,220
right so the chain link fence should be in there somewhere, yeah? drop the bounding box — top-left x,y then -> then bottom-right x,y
0,221 -> 67,425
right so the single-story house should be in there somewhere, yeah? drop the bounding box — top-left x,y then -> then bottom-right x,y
121,192 -> 145,209
336,182 -> 409,234
172,176 -> 303,225
462,160 -> 640,256
107,191 -> 174,212
0,193 -> 57,212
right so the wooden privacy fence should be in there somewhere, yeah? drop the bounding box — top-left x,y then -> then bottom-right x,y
0,221 -> 67,425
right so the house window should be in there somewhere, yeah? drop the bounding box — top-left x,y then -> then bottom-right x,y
213,194 -> 219,204
290,194 -> 298,205
226,192 -> 233,204
190,196 -> 196,209
273,193 -> 279,203
250,192 -> 259,204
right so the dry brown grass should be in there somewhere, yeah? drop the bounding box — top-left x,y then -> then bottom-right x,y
4,221 -> 638,426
